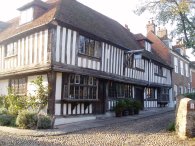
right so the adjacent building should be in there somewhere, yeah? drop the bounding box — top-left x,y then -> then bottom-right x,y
0,0 -> 173,125
146,21 -> 191,105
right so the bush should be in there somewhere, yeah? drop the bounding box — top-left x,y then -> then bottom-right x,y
0,107 -> 8,115
183,92 -> 195,100
167,122 -> 175,132
0,114 -> 16,126
0,96 -> 4,108
16,111 -> 38,129
37,114 -> 52,129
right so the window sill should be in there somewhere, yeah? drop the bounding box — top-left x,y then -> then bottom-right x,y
134,67 -> 145,72
78,53 -> 101,61
63,98 -> 98,102
154,73 -> 167,78
5,54 -> 17,59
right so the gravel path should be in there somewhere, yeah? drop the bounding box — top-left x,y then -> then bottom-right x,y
0,112 -> 193,146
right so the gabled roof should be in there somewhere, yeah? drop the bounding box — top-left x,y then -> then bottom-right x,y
132,33 -> 172,68
147,31 -> 172,65
134,33 -> 152,43
0,0 -> 57,43
54,0 -> 140,50
0,0 -> 140,50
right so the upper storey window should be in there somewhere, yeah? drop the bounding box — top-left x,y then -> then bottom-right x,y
145,41 -> 151,52
5,42 -> 17,57
79,35 -> 101,58
20,8 -> 34,25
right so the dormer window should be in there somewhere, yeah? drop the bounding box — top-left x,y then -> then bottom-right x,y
20,8 -> 34,25
18,0 -> 48,25
145,41 -> 151,52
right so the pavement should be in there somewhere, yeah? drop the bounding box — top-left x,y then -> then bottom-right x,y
0,107 -> 174,137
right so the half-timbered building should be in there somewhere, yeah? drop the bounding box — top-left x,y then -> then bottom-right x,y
0,0 -> 173,125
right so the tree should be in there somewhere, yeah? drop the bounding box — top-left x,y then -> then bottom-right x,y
135,0 -> 195,50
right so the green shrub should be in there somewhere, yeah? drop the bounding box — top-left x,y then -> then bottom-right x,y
167,122 -> 175,132
0,107 -> 8,115
0,114 -> 16,126
183,92 -> 195,100
16,111 -> 38,129
37,114 -> 52,129
133,100 -> 142,110
0,96 -> 4,108
5,89 -> 28,116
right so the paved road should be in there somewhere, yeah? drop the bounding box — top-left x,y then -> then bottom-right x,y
0,111 -> 193,146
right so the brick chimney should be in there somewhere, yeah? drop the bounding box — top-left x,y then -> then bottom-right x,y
124,24 -> 130,31
157,27 -> 168,39
146,20 -> 156,33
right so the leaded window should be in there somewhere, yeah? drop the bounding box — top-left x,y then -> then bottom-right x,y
79,35 -> 101,58
10,78 -> 26,95
146,88 -> 155,99
108,81 -> 132,98
64,74 -> 98,100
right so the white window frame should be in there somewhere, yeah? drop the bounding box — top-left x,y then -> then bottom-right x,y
185,63 -> 189,77
180,60 -> 184,75
174,57 -> 178,73
179,86 -> 183,94
174,85 -> 177,97
145,41 -> 151,52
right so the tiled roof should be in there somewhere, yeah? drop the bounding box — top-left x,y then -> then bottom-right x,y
54,0 -> 140,50
134,33 -> 152,43
0,0 -> 140,50
17,0 -> 49,11
142,49 -> 173,68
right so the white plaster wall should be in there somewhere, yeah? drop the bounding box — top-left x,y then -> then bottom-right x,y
55,73 -> 62,100
27,74 -> 48,96
0,79 -> 9,96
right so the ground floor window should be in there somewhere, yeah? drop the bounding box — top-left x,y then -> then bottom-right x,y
108,81 -> 132,98
10,78 -> 26,95
160,88 -> 169,102
63,74 -> 98,100
146,88 -> 155,99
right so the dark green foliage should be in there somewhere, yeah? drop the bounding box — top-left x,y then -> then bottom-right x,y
37,114 -> 52,129
183,92 -> 195,100
167,122 -> 175,132
0,114 -> 16,126
132,100 -> 142,110
16,110 -> 38,129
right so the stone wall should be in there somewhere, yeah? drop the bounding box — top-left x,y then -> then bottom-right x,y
176,95 -> 195,139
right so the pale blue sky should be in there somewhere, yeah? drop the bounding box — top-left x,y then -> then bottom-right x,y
0,0 -> 151,35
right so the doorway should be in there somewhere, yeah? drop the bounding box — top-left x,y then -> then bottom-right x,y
134,86 -> 144,109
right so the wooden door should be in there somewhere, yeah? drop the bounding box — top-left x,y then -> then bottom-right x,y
134,86 -> 144,109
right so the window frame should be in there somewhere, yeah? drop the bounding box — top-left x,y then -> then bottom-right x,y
79,35 -> 101,58
180,60 -> 184,75
174,57 -> 178,73
63,74 -> 98,101
10,77 -> 27,95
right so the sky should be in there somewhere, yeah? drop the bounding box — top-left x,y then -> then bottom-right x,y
0,0 -> 151,35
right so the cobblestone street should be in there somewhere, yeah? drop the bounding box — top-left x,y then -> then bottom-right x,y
0,111 -> 193,146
